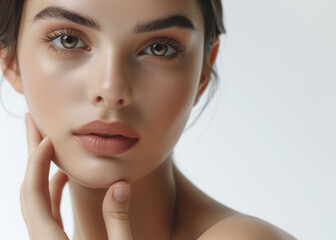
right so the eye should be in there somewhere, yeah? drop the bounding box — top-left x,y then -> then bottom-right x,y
144,43 -> 177,57
41,28 -> 90,56
53,35 -> 86,49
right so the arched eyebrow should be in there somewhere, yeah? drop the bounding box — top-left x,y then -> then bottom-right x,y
134,15 -> 196,34
32,5 -> 197,34
32,5 -> 101,31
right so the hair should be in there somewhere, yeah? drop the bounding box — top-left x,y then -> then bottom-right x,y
0,0 -> 226,122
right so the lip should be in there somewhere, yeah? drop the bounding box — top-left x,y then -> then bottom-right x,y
73,120 -> 139,155
73,120 -> 139,138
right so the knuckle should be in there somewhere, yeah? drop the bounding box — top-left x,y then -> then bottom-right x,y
20,182 -> 28,195
105,209 -> 129,221
27,149 -> 38,162
20,182 -> 25,192
20,186 -> 29,197
19,184 -> 25,201
20,179 -> 36,196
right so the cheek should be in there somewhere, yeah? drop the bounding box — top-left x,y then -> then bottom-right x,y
20,51 -> 80,136
154,55 -> 202,120
146,73 -> 195,130
137,53 -> 203,156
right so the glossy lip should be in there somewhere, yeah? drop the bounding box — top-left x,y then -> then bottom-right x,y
73,120 -> 139,155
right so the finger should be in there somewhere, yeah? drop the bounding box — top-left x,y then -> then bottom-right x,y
21,119 -> 69,239
21,137 -> 69,239
102,181 -> 133,239
49,170 -> 68,229
22,137 -> 54,223
20,183 -> 30,231
25,112 -> 43,158
25,137 -> 54,193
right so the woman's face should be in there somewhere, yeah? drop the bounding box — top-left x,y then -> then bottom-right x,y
11,0 -> 209,187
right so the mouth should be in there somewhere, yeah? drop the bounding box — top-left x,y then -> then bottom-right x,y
73,133 -> 139,155
90,133 -> 123,138
72,120 -> 139,155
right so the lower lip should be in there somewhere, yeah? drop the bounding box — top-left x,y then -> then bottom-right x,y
74,134 -> 138,155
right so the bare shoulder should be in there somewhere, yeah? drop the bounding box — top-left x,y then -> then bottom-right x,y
197,214 -> 297,240
172,166 -> 297,240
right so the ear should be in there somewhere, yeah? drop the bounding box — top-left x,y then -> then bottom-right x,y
193,37 -> 220,106
0,47 -> 24,94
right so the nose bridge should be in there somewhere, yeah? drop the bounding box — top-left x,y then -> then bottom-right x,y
90,45 -> 132,108
102,47 -> 125,88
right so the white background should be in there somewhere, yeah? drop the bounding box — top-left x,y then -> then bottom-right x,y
1,0 -> 335,239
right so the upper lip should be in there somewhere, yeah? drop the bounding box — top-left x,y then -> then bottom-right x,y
73,120 -> 139,138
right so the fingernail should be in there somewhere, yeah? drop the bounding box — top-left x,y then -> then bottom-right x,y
113,184 -> 130,202
39,137 -> 49,147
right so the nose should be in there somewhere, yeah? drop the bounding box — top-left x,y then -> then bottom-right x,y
88,50 -> 132,109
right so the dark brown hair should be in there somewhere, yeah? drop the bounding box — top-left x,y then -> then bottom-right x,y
0,0 -> 24,76
0,0 -> 225,120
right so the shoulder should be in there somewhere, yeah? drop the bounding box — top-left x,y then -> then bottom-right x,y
197,214 -> 297,240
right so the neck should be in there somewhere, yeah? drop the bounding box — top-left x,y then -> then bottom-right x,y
69,155 -> 177,240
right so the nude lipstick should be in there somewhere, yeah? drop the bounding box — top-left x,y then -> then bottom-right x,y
73,120 -> 139,155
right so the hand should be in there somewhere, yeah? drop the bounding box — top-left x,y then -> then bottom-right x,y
21,113 -> 134,239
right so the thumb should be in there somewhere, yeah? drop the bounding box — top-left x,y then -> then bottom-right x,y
102,181 -> 133,239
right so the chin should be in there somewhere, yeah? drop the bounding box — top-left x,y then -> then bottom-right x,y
68,175 -> 118,189
51,138 -> 170,188
51,154 -> 132,189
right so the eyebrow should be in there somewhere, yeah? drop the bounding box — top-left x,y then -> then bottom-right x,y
32,5 -> 197,34
134,15 -> 196,34
33,5 -> 101,31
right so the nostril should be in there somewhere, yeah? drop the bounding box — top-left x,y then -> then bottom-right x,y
94,96 -> 127,106
117,99 -> 124,105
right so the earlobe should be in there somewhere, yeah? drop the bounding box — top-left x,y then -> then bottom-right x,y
193,37 -> 220,106
0,48 -> 24,94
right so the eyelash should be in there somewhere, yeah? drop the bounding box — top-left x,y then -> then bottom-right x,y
41,28 -> 87,56
41,28 -> 186,61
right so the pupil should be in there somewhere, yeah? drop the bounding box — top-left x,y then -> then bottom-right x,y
152,44 -> 167,56
62,36 -> 77,48
154,44 -> 162,52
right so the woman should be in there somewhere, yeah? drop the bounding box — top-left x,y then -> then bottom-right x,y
0,0 -> 297,239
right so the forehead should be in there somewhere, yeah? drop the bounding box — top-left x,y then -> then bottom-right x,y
23,0 -> 204,34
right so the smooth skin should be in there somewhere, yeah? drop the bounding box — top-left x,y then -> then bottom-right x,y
2,0 -> 297,239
